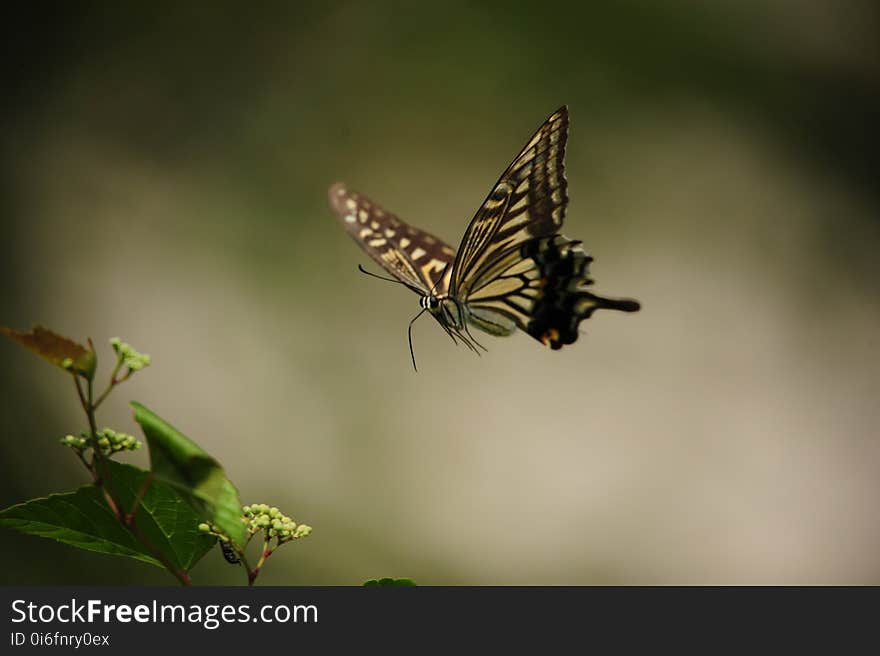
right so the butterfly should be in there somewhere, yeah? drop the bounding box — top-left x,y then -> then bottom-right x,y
329,106 -> 640,370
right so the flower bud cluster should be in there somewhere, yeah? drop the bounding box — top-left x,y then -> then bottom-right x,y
109,337 -> 151,371
60,427 -> 141,456
243,503 -> 312,544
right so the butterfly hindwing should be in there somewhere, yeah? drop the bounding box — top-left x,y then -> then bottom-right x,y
329,183 -> 456,294
451,106 -> 569,297
465,236 -> 640,349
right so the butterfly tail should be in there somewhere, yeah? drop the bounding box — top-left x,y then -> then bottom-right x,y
592,295 -> 641,313
520,236 -> 640,349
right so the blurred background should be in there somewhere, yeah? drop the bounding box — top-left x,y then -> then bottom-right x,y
1,1 -> 878,585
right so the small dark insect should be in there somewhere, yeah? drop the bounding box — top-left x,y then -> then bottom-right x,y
329,106 -> 640,370
219,541 -> 240,565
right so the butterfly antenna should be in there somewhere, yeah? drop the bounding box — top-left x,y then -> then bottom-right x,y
358,264 -> 426,296
408,308 -> 427,372
358,264 -> 406,286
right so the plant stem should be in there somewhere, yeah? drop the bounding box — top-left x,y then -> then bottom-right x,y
74,365 -> 192,586
247,537 -> 274,586
81,375 -> 124,517
93,357 -> 130,409
74,449 -> 97,482
73,375 -> 88,414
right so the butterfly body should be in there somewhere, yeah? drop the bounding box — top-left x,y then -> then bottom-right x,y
329,106 -> 640,366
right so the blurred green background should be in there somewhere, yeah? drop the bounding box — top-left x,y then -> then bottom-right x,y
2,1 -> 878,584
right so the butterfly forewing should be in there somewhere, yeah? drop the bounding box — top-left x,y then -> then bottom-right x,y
329,183 -> 456,294
451,106 -> 569,297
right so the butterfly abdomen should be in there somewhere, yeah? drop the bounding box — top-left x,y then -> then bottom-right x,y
521,236 -> 640,349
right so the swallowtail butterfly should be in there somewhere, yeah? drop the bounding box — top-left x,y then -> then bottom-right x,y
329,106 -> 640,369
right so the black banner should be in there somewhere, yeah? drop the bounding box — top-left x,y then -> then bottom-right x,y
1,586 -> 874,651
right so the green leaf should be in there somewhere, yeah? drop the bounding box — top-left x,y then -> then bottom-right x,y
363,577 -> 418,586
0,325 -> 96,379
0,462 -> 213,571
101,460 -> 216,570
131,401 -> 246,546
0,484 -> 158,566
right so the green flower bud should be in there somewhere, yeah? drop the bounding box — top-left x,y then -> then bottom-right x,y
293,524 -> 312,538
110,339 -> 151,371
198,523 -> 210,532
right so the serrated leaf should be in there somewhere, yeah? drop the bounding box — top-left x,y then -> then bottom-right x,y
101,460 -> 216,570
363,577 -> 418,587
0,461 -> 214,571
0,483 -> 159,566
0,325 -> 96,379
131,401 -> 246,546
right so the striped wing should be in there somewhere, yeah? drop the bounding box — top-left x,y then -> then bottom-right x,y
464,236 -> 640,349
450,106 -> 569,298
329,183 -> 456,294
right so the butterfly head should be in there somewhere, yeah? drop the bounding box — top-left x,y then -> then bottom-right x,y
419,293 -> 466,331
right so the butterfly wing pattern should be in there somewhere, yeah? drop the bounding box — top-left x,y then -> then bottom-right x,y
451,106 -> 569,297
463,233 -> 640,348
454,107 -> 640,349
329,105 -> 640,361
329,183 -> 456,295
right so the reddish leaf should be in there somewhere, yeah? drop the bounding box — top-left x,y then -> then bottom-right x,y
0,325 -> 96,379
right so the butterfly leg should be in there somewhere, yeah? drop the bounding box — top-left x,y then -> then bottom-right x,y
451,326 -> 482,356
439,321 -> 461,346
463,322 -> 488,353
